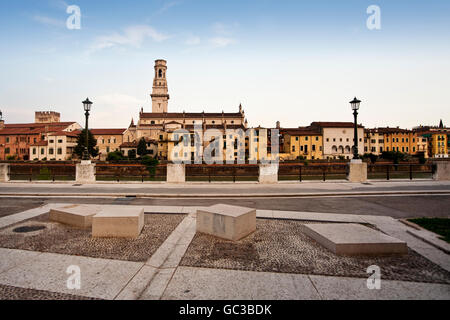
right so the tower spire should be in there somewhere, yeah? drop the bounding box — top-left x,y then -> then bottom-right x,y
151,59 -> 169,113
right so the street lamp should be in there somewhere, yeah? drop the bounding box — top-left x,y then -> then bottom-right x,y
82,98 -> 93,161
349,97 -> 361,159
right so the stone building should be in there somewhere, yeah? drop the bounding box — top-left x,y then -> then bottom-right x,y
91,128 -> 126,160
123,59 -> 248,161
0,112 -> 81,160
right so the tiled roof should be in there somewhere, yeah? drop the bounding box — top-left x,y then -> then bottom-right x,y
281,127 -> 321,135
90,129 -> 126,135
119,142 -> 138,148
310,122 -> 364,128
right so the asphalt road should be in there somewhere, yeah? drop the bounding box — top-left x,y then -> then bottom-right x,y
1,195 -> 449,219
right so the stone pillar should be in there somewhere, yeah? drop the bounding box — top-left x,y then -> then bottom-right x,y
259,163 -> 278,184
433,161 -> 450,181
167,163 -> 185,183
76,160 -> 96,184
0,163 -> 9,182
346,159 -> 367,183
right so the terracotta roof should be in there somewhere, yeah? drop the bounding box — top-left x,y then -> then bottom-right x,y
281,127 -> 321,136
140,112 -> 243,119
48,130 -> 80,137
119,142 -> 138,148
90,128 -> 126,135
376,127 -> 411,134
310,122 -> 364,129
4,122 -> 77,128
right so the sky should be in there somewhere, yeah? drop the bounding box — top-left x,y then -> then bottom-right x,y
0,0 -> 449,129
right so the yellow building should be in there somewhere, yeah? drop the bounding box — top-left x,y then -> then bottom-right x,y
365,127 -> 428,157
417,131 -> 448,158
91,129 -> 126,160
281,127 -> 323,160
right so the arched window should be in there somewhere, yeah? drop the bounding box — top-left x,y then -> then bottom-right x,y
338,146 -> 344,153
332,146 -> 337,153
345,146 -> 351,153
159,69 -> 163,78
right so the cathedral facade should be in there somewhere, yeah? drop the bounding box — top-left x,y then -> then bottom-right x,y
122,59 -> 248,160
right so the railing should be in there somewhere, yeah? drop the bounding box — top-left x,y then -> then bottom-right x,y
8,163 -> 76,181
95,164 -> 167,182
185,164 -> 259,182
367,163 -> 434,180
278,163 -> 349,181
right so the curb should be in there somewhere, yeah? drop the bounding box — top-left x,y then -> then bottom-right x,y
0,190 -> 449,198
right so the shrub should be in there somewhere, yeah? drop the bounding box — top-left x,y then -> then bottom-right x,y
106,151 -> 124,161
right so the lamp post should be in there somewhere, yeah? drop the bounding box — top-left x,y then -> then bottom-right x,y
349,97 -> 361,159
82,98 -> 93,161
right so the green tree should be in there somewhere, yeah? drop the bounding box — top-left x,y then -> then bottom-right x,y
106,151 -> 124,161
137,138 -> 147,157
141,155 -> 159,177
128,149 -> 137,159
74,129 -> 99,159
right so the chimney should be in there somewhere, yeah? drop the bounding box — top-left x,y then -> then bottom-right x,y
276,121 -> 280,129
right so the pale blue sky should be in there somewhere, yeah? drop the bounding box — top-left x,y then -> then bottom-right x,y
0,0 -> 449,129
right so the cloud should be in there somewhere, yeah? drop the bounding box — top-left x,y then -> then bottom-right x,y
89,25 -> 169,53
92,93 -> 145,127
33,15 -> 65,28
209,36 -> 235,48
185,35 -> 201,45
156,1 -> 181,15
212,22 -> 238,35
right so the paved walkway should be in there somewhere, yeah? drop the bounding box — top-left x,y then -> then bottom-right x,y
1,181 -> 449,198
0,204 -> 449,300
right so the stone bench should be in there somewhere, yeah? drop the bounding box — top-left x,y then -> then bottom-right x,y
302,223 -> 407,255
92,206 -> 144,238
196,204 -> 256,241
50,204 -> 102,229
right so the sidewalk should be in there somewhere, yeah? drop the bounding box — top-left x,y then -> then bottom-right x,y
0,204 -> 449,300
1,181 -> 449,198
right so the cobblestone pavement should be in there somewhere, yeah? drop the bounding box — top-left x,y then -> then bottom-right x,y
0,213 -> 186,262
181,219 -> 450,284
0,284 -> 99,300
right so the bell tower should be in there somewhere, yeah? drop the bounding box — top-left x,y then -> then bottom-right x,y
151,59 -> 169,113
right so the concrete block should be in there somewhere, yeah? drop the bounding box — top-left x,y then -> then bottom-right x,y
167,163 -> 185,183
302,223 -> 407,255
259,163 -> 278,184
196,204 -> 256,241
432,161 -> 450,181
0,163 -> 9,182
76,160 -> 96,183
50,204 -> 102,229
347,159 -> 367,183
92,206 -> 144,238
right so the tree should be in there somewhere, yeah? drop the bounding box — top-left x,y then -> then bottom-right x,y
128,149 -> 137,159
106,151 -> 124,161
137,138 -> 147,157
74,129 -> 99,159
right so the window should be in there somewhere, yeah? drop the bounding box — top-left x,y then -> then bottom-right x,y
5,137 -> 9,143
312,145 -> 316,151
33,148 -> 36,155
57,148 -> 62,155
49,148 -> 54,155
41,148 -> 44,155
5,147 -> 10,154
151,121 -> 155,124
326,138 -> 329,142
106,147 -> 110,153
316,137 -> 319,141
58,139 -> 63,143
49,140 -> 54,143
295,137 -> 299,141
305,136 -> 309,141
292,146 -> 295,152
